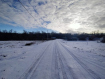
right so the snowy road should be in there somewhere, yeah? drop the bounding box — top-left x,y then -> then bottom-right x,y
19,40 -> 105,79
0,40 -> 105,79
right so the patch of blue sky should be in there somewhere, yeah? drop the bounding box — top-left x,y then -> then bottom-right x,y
0,23 -> 57,33
34,9 -> 39,14
38,1 -> 45,6
38,1 -> 47,6
42,21 -> 51,25
0,23 -> 25,33
45,21 -> 51,24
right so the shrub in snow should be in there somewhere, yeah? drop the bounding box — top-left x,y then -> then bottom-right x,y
25,42 -> 35,46
0,55 -> 7,57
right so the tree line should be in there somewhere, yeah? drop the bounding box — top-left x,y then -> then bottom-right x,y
0,29 -> 105,42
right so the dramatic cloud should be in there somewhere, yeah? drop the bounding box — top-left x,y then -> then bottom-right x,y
0,0 -> 105,33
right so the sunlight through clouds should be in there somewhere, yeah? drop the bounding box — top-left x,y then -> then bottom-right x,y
69,23 -> 81,30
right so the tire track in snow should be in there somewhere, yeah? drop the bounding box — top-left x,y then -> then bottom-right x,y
19,43 -> 51,79
51,42 -> 68,79
55,42 -> 78,79
52,42 -> 60,79
60,43 -> 101,79
51,42 -> 58,79
54,43 -> 62,79
56,42 -> 78,79
55,43 -> 68,79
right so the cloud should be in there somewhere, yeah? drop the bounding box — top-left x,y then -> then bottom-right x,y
0,0 -> 105,33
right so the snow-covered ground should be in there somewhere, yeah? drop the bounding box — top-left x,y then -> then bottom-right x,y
0,41 -> 44,79
0,40 -> 105,79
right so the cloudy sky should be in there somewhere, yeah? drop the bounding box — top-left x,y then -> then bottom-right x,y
0,0 -> 105,33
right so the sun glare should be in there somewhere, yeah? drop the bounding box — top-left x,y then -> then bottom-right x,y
69,23 -> 81,30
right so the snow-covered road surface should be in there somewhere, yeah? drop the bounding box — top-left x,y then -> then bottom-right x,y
0,40 -> 105,79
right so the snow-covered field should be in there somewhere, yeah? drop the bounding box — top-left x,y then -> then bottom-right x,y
0,40 -> 105,79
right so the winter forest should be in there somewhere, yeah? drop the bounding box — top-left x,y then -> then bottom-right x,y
0,29 -> 105,43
